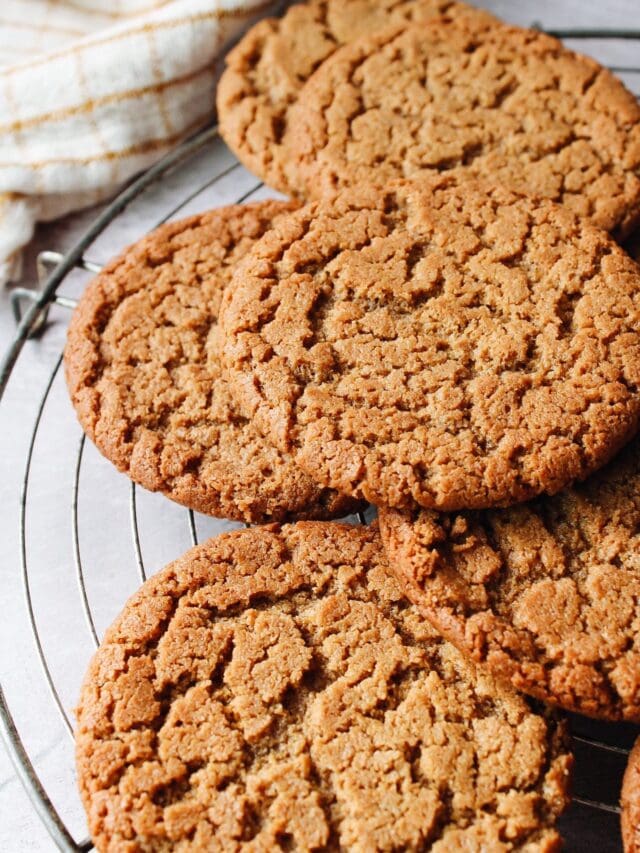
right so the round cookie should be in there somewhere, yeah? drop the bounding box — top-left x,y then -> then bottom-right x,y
284,18 -> 640,238
64,202 -> 359,523
220,178 -> 640,511
622,738 -> 640,851
76,522 -> 572,852
379,430 -> 640,722
216,0 -> 496,193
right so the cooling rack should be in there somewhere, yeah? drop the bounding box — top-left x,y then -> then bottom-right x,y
1,24 -> 640,853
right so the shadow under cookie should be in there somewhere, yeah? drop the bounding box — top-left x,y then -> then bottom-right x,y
622,737 -> 640,852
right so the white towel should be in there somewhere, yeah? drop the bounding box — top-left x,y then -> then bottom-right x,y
0,0 -> 279,285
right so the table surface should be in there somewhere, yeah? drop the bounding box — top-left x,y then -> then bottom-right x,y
1,1 -> 639,850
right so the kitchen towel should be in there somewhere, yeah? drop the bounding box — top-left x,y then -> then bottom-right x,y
0,0 -> 279,285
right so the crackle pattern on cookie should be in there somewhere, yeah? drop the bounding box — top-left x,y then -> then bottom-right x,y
76,523 -> 571,852
380,432 -> 640,721
216,0 -> 495,193
623,737 -> 640,852
220,179 -> 640,511
64,202 -> 358,523
284,19 -> 640,237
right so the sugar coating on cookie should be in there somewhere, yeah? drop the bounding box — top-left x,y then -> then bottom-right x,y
622,738 -> 640,852
64,202 -> 358,523
284,18 -> 640,237
76,522 -> 571,852
380,431 -> 640,721
220,179 -> 640,511
216,0 -> 495,193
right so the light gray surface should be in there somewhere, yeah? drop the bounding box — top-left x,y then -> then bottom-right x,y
0,2 -> 639,850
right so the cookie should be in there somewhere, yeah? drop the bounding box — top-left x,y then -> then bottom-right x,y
64,201 -> 359,523
220,178 -> 640,511
379,428 -> 640,721
623,738 -> 640,852
216,0 -> 496,193
76,522 -> 572,852
284,18 -> 640,237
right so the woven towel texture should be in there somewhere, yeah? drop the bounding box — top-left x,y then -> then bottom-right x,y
0,0 -> 277,284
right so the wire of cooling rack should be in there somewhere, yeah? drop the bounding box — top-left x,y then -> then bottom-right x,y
0,122 -> 231,853
72,435 -> 100,649
1,26 -> 639,852
20,352 -> 75,739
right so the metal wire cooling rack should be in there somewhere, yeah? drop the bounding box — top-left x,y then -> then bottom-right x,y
1,23 -> 640,853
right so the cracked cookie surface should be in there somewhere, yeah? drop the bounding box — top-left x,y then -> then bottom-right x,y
217,0 -> 495,194
220,179 -> 640,511
623,737 -> 640,851
64,202 -> 358,523
284,18 -> 640,237
76,522 -> 572,852
380,431 -> 640,721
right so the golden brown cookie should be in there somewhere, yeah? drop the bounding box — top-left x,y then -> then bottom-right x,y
623,738 -> 640,852
76,522 -> 572,852
379,430 -> 640,722
216,0 -> 496,193
220,178 -> 640,511
64,202 -> 359,523
284,18 -> 640,237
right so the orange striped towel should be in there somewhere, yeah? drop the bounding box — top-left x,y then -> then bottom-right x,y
0,0 -> 279,285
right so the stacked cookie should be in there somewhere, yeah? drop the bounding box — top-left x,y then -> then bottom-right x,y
218,0 -> 640,238
75,523 -> 571,851
66,1 -> 640,850
64,202 -> 361,524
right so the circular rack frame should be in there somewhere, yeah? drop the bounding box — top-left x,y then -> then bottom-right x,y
1,27 -> 640,849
